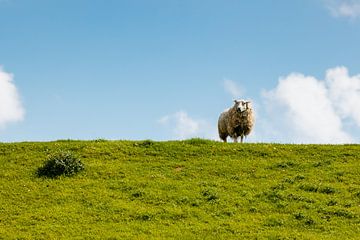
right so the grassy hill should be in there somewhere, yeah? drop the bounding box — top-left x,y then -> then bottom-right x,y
1,139 -> 359,239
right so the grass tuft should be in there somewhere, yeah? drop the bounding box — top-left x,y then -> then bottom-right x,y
36,150 -> 84,178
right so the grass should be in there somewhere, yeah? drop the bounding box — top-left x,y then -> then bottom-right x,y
0,139 -> 360,239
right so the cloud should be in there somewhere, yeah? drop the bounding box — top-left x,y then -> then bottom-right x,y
326,66 -> 360,126
159,111 -> 216,140
0,67 -> 25,128
325,0 -> 360,18
260,66 -> 360,143
223,79 -> 244,99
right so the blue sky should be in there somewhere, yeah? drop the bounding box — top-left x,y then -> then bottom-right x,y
1,0 -> 360,143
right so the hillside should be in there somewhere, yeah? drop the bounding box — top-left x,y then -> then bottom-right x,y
0,139 -> 359,239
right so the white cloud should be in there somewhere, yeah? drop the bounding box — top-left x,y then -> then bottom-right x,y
260,66 -> 360,143
158,111 -> 216,140
326,66 -> 360,126
0,67 -> 25,128
223,79 -> 243,99
264,73 -> 352,143
325,0 -> 360,18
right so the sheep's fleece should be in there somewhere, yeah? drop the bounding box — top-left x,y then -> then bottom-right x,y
218,100 -> 254,143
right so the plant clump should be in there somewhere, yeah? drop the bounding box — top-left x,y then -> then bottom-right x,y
37,150 -> 84,178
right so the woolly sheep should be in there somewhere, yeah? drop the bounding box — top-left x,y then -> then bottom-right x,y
218,99 -> 254,143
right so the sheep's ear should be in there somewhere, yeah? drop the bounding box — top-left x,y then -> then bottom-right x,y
233,99 -> 239,103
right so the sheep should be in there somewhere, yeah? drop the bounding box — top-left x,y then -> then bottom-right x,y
218,99 -> 254,143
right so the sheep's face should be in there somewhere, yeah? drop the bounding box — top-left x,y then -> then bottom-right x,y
234,100 -> 251,113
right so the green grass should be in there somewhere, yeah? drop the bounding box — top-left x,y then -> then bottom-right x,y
1,139 -> 360,239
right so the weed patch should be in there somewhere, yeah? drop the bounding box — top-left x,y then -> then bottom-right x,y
36,150 -> 84,178
202,188 -> 220,202
299,185 -> 337,194
134,140 -> 154,148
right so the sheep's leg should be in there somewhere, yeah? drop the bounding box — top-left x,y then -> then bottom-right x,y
240,136 -> 244,143
233,138 -> 238,143
220,135 -> 227,142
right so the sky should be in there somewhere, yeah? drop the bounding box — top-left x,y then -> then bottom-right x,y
1,0 -> 360,143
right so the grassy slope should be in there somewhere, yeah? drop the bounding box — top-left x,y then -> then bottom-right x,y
0,139 -> 359,239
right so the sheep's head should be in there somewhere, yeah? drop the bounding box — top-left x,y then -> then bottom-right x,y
233,99 -> 252,113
